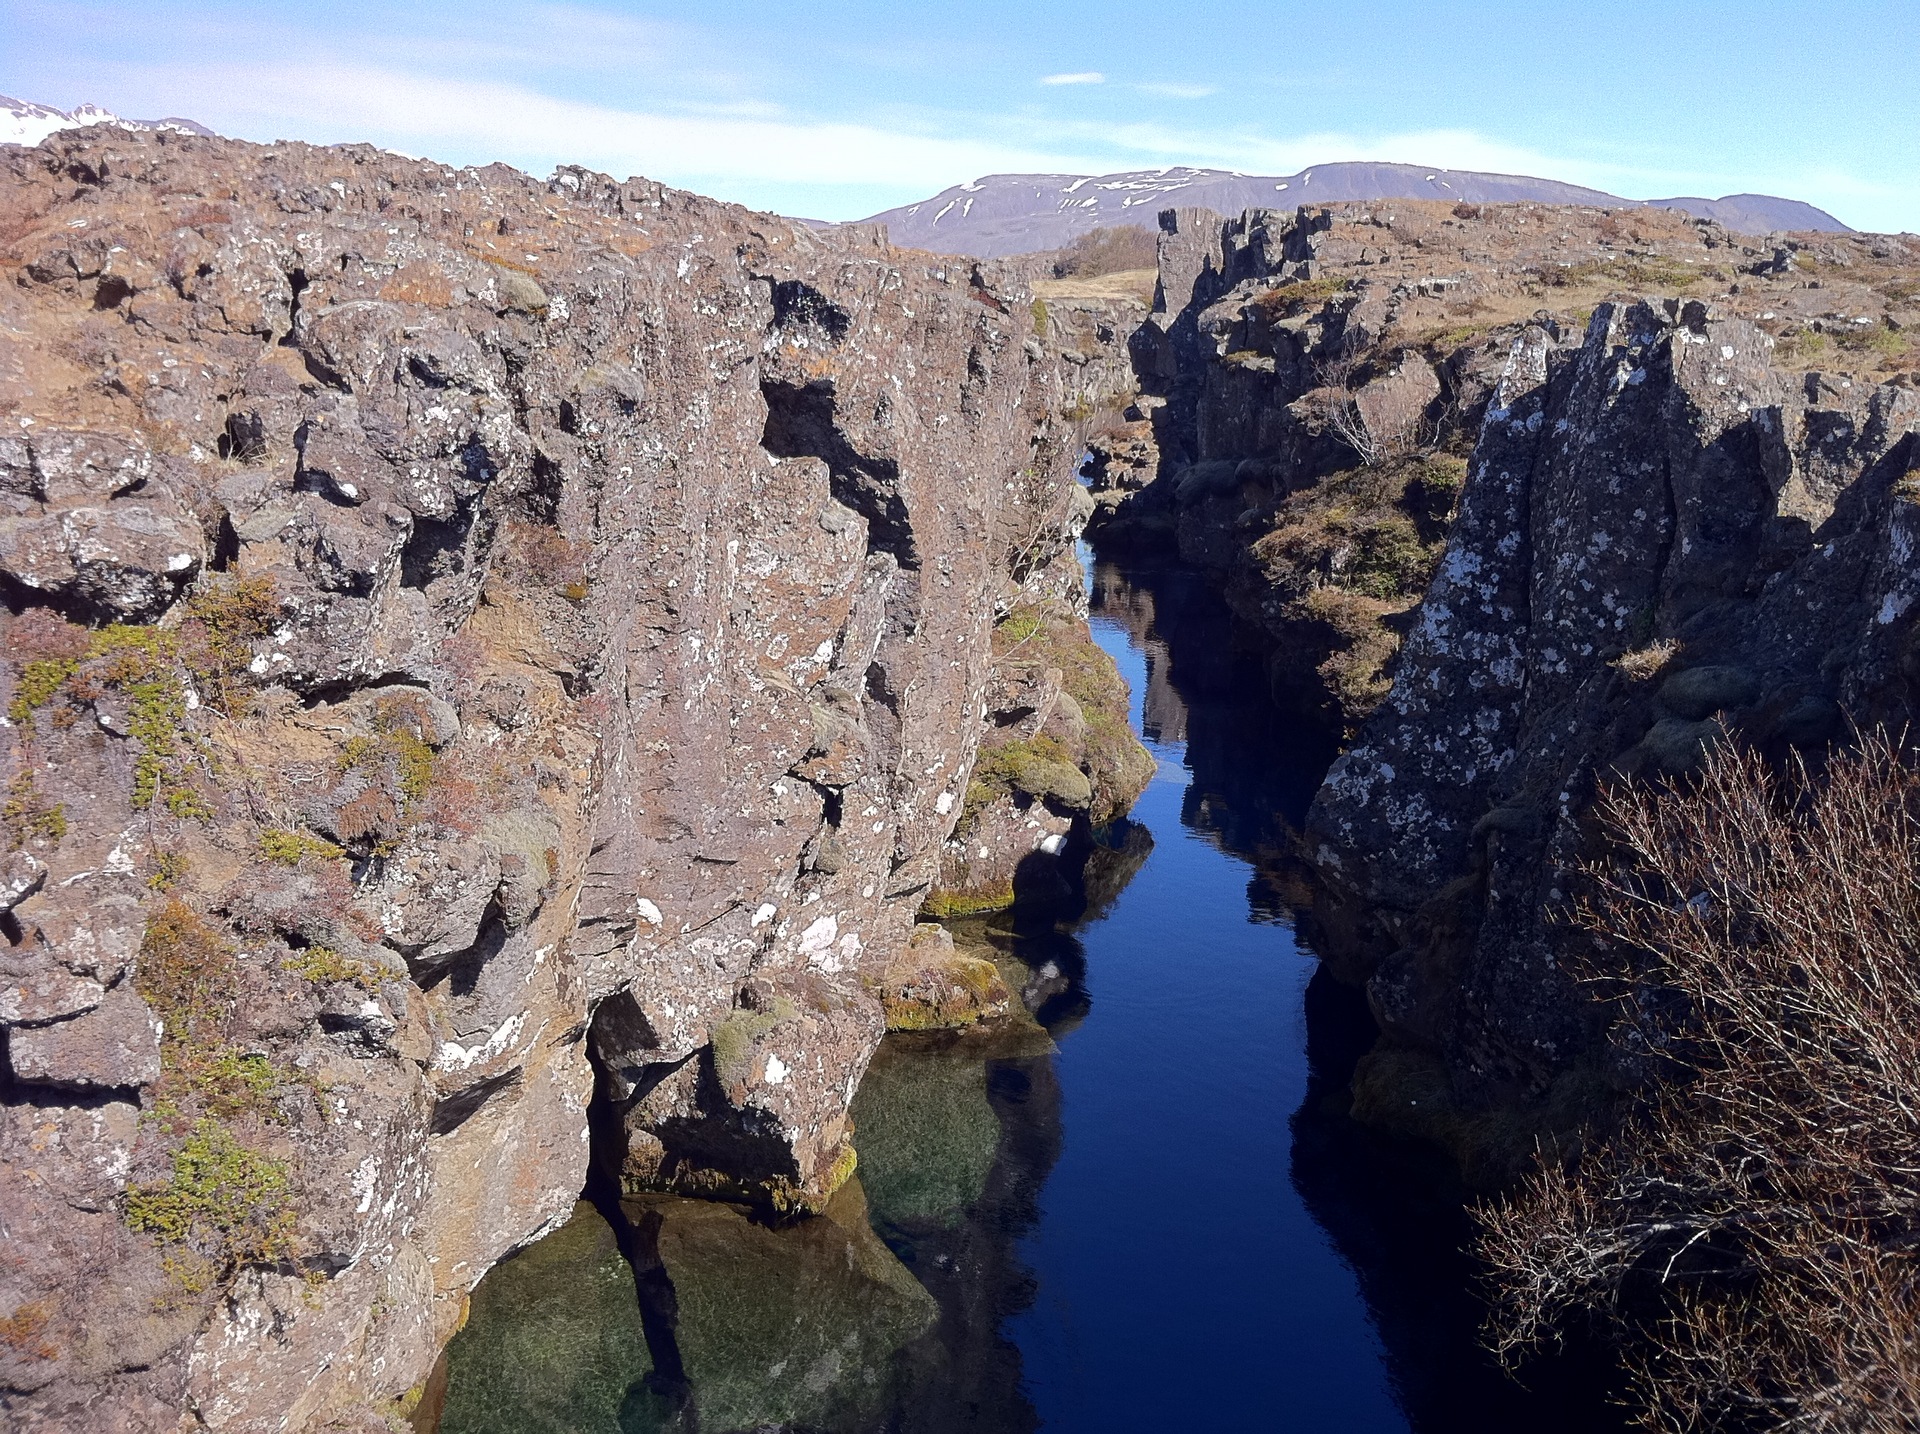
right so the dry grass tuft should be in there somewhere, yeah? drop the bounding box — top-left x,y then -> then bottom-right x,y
1612,638 -> 1681,682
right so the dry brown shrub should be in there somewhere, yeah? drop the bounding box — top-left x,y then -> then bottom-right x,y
333,787 -> 398,845
0,1299 -> 57,1360
136,897 -> 242,1048
4,609 -> 90,665
174,203 -> 233,230
1478,732 -> 1920,1431
494,520 -> 592,597
1304,343 -> 1398,468
1052,225 -> 1159,279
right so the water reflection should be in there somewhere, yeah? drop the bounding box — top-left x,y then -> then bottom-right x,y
429,551 -> 1623,1433
1087,555 -> 1624,1430
1087,558 -> 1334,904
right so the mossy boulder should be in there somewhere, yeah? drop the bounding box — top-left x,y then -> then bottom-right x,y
875,924 -> 1011,1031
971,734 -> 1094,811
1017,756 -> 1093,809
492,268 -> 549,315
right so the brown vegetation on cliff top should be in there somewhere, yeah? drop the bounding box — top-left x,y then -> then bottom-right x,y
1051,224 -> 1159,280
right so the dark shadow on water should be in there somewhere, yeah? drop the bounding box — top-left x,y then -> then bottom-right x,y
1089,553 -> 1629,1433
1290,968 -> 1628,1429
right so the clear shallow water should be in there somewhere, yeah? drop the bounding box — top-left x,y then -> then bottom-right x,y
426,552 -> 1623,1434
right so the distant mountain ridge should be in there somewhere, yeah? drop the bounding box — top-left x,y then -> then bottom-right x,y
0,97 -> 1850,249
2,94 -> 213,148
862,163 -> 1852,257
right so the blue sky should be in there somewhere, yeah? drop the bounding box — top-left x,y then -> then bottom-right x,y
4,0 -> 1917,230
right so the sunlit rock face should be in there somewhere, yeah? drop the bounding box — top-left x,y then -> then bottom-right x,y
1307,299 -> 1920,1130
1044,189 -> 1920,1158
0,126 -> 1124,1429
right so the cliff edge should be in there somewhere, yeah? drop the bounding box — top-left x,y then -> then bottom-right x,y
0,127 -> 1139,1429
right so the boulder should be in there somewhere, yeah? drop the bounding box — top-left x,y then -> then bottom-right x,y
1659,664 -> 1761,720
6,984 -> 163,1091
875,923 -> 1012,1031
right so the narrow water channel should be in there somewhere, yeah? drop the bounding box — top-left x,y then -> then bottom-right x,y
426,548 -> 1622,1433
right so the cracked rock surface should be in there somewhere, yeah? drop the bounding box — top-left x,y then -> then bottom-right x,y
0,126 -> 1126,1430
1306,298 -> 1920,1145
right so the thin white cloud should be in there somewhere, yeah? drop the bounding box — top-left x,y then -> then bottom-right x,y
1138,83 -> 1218,99
1041,72 -> 1105,86
133,61 -> 1110,191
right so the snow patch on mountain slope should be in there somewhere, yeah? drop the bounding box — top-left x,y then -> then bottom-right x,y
3,95 -> 213,148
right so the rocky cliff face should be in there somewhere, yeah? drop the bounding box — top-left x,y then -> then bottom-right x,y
1307,300 -> 1920,1162
1099,201 -> 1920,733
1088,195 -> 1920,1169
0,127 -> 1127,1430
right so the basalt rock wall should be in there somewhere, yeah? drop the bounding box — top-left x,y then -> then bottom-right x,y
1089,196 -> 1920,1166
1306,301 -> 1920,1137
0,128 -> 1112,1430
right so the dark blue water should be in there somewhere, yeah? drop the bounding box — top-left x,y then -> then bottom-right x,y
429,551 -> 1622,1434
1003,561 -> 1404,1431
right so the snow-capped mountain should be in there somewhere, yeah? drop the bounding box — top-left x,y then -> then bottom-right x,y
2,94 -> 213,148
862,163 -> 1851,257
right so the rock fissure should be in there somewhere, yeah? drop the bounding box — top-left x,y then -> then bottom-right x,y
1069,193 -> 1920,1178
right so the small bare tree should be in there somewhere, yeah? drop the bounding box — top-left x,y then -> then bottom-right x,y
1306,344 -> 1390,467
1478,731 -> 1920,1432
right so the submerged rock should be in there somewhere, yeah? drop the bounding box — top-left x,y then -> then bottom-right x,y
632,1179 -> 937,1432
851,1037 -> 1004,1230
433,1203 -> 658,1434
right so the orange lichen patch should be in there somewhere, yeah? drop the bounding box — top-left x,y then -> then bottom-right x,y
378,262 -> 454,307
608,233 -> 656,258
470,249 -> 543,278
0,1300 -> 57,1360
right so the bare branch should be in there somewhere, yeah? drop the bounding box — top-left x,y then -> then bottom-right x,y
1477,730 -> 1920,1431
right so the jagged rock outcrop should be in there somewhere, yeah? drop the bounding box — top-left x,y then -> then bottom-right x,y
1306,299 -> 1920,1159
924,596 -> 1154,918
1073,194 -> 1920,1167
1095,199 -> 1920,730
0,126 -> 1128,1430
